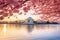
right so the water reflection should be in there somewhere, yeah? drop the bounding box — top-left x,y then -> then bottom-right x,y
27,25 -> 34,33
0,24 -> 60,40
4,24 -> 6,33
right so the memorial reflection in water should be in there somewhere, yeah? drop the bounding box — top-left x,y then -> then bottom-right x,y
0,24 -> 60,40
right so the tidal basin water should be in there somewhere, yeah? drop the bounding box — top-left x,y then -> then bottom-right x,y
0,24 -> 60,40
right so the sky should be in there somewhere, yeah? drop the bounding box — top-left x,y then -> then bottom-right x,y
0,0 -> 60,23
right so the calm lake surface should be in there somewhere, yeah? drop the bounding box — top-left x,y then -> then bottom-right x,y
0,24 -> 60,40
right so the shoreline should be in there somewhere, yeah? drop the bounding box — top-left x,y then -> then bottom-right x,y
0,23 -> 59,24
